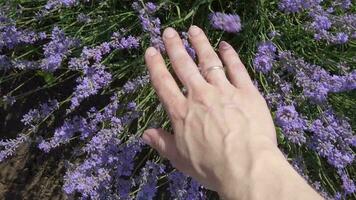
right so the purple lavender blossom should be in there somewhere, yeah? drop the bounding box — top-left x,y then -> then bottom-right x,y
145,2 -> 158,13
278,0 -> 321,13
122,75 -> 150,94
21,99 -> 59,127
0,134 -> 28,162
209,12 -> 242,33
38,116 -> 88,152
168,171 -> 205,200
275,105 -> 307,145
64,133 -> 144,199
332,32 -> 349,44
253,42 -> 277,74
181,32 -> 196,59
135,161 -> 165,200
338,170 -> 356,195
303,5 -> 355,44
69,64 -> 112,110
40,26 -> 78,72
2,95 -> 16,106
77,13 -> 91,23
309,110 -> 354,169
278,51 -> 354,103
132,1 -> 165,52
110,34 -> 140,50
0,16 -> 47,50
45,0 -> 78,10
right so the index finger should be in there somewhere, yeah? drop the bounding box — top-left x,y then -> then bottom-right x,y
145,47 -> 187,119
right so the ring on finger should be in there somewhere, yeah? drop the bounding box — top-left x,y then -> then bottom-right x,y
199,65 -> 226,80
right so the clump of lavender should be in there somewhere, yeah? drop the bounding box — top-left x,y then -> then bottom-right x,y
0,134 -> 28,162
63,133 -> 144,199
306,6 -> 355,44
168,171 -> 206,199
278,0 -> 321,13
69,64 -> 112,110
68,33 -> 140,111
0,15 -> 47,50
40,26 -> 78,72
279,1 -> 355,44
2,95 -> 16,106
209,12 -> 242,33
76,13 -> 91,24
278,51 -> 355,103
181,32 -> 196,59
122,74 -> 150,94
132,1 -> 165,52
253,42 -> 277,74
275,104 -> 307,145
38,116 -> 85,152
134,161 -> 166,200
338,170 -> 356,195
45,0 -> 78,10
309,110 -> 354,170
21,99 -> 59,127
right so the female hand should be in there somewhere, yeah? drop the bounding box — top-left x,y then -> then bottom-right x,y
142,26 -> 322,200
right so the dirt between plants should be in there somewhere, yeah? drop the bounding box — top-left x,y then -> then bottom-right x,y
0,143 -> 65,200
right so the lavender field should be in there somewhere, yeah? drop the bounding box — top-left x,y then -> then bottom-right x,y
0,0 -> 355,199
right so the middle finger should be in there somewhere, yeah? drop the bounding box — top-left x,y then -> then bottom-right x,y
188,25 -> 231,89
163,27 -> 209,93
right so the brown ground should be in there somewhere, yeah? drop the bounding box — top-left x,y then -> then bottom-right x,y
0,143 -> 65,200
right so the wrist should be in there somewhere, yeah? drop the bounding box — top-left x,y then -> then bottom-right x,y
217,136 -> 322,200
217,136 -> 284,200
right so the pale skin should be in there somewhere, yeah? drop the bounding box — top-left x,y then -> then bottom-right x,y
142,25 -> 323,200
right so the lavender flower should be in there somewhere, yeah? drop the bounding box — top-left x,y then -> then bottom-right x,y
135,161 -> 165,200
0,134 -> 28,162
278,51 -> 355,103
38,116 -> 83,152
209,12 -> 242,33
132,1 -> 165,52
110,33 -> 140,50
122,74 -> 150,94
64,134 -> 144,199
275,104 -> 307,145
0,16 -> 46,50
309,110 -> 354,169
45,0 -> 78,10
69,64 -> 112,110
77,13 -> 91,23
253,41 -> 277,74
181,32 -> 196,59
338,170 -> 356,195
2,95 -> 16,106
278,0 -> 321,13
21,99 -> 59,127
168,171 -> 205,200
40,26 -> 78,72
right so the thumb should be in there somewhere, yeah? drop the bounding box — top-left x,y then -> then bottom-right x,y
142,128 -> 178,159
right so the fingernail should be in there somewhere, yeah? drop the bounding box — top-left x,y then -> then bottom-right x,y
188,25 -> 201,36
164,27 -> 176,38
220,41 -> 231,50
142,132 -> 152,145
146,47 -> 157,57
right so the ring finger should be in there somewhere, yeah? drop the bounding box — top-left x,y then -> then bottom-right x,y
188,25 -> 231,89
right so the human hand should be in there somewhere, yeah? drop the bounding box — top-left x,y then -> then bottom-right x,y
142,25 -> 321,199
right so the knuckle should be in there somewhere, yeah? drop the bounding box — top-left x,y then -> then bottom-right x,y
171,50 -> 190,63
199,58 -> 222,68
169,99 -> 186,120
192,90 -> 213,107
160,73 -> 172,83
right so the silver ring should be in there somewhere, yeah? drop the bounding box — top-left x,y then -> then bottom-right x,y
200,65 -> 225,79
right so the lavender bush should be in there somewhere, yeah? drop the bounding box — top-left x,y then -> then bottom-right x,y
0,0 -> 355,199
